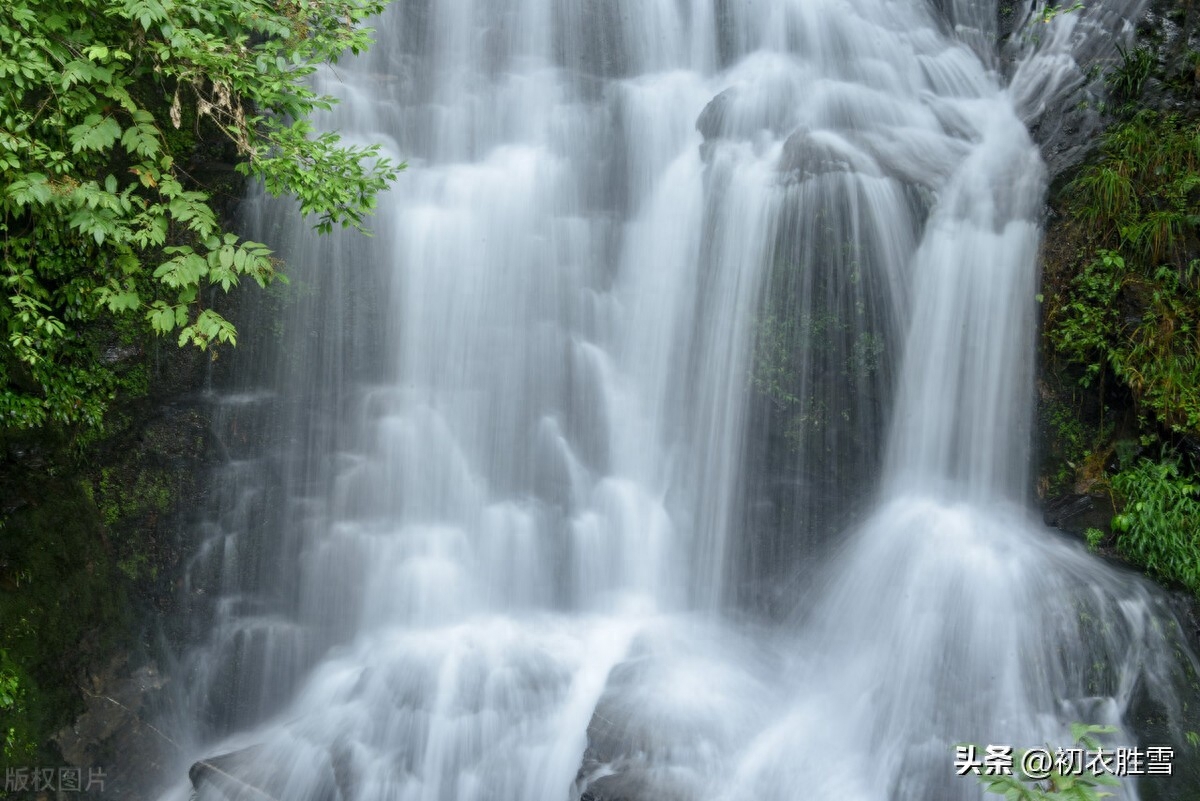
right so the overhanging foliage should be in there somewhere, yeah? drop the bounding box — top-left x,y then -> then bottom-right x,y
0,0 -> 400,431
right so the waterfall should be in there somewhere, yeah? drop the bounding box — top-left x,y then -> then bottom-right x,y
160,1 -> 1196,800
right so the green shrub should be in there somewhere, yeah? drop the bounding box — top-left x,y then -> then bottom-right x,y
1052,250 -> 1124,391
1051,111 -> 1200,436
1110,455 -> 1200,594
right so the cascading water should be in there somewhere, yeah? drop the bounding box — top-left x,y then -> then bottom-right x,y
158,1 -> 1198,800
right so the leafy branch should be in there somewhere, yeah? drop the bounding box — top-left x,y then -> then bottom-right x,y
0,0 -> 401,432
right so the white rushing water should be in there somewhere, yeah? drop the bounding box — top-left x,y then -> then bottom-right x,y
163,1 -> 1196,800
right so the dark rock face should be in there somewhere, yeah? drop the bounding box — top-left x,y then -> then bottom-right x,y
997,1 -> 1144,176
189,743 -> 355,801
190,747 -> 277,801
1042,492 -> 1116,536
579,772 -> 691,801
694,87 -> 734,142
574,719 -> 696,801
1137,0 -> 1200,112
53,656 -> 172,800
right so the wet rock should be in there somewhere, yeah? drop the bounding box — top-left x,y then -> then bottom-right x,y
188,746 -> 310,801
575,758 -> 694,801
695,79 -> 801,152
190,747 -> 265,800
777,128 -> 855,181
190,743 -> 349,801
695,88 -> 735,141
580,772 -> 682,801
572,703 -> 663,801
1042,492 -> 1115,536
54,654 -> 173,800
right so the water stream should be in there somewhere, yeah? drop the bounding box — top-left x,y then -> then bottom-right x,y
161,1 -> 1195,799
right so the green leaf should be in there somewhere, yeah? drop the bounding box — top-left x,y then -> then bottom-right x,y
7,173 -> 53,207
105,290 -> 140,312
121,123 -> 161,158
67,114 -> 122,153
148,302 -> 177,334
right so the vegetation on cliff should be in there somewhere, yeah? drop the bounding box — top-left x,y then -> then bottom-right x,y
1041,20 -> 1200,596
